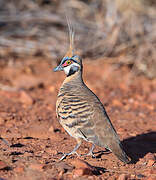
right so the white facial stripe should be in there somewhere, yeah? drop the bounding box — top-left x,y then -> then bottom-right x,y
63,62 -> 79,75
63,64 -> 71,75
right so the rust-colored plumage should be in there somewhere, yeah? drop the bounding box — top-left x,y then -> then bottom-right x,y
53,17 -> 130,163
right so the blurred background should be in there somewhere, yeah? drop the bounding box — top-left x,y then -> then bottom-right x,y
0,0 -> 156,78
0,1 -> 156,179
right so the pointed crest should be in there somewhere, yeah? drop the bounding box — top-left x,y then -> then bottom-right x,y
65,14 -> 75,57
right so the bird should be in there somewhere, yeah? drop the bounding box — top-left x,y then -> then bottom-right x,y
53,17 -> 130,163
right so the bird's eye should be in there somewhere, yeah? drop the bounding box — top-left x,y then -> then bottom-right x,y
62,59 -> 72,67
66,60 -> 71,65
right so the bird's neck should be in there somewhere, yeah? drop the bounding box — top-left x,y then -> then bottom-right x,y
60,71 -> 84,93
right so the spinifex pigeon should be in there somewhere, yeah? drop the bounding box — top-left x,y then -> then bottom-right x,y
53,19 -> 130,163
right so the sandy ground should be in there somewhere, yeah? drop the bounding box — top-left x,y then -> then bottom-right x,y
0,58 -> 156,180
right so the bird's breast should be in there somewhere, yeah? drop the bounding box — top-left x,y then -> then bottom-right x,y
56,90 -> 96,137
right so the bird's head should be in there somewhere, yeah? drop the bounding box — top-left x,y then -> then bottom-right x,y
53,53 -> 82,76
53,16 -> 82,77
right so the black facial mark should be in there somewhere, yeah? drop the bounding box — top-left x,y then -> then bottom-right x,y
67,65 -> 79,77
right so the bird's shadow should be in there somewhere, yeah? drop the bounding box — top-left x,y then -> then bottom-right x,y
122,131 -> 156,163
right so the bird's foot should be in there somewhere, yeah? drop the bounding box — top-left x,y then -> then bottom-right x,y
59,141 -> 82,161
86,151 -> 96,158
60,151 -> 80,161
81,151 -> 96,158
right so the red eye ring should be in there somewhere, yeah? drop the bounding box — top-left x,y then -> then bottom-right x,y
63,60 -> 72,67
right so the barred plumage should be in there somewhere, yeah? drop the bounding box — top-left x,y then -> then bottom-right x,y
53,17 -> 131,163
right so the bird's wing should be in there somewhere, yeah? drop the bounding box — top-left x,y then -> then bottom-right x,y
77,97 -> 120,148
77,94 -> 130,163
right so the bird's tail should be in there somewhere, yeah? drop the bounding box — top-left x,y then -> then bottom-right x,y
109,141 -> 131,164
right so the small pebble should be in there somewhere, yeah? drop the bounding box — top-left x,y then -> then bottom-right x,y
29,163 -> 44,172
14,165 -> 25,173
0,160 -> 8,169
118,174 -> 128,180
147,159 -> 155,167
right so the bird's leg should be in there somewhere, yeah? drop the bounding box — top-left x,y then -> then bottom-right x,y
86,144 -> 96,158
60,138 -> 81,161
81,144 -> 96,158
86,144 -> 95,156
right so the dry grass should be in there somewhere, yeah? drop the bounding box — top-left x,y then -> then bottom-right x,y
0,0 -> 156,78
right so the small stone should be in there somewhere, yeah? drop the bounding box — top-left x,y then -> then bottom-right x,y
118,174 -> 128,180
46,148 -> 57,155
0,160 -> 8,169
49,126 -> 61,134
119,83 -> 128,91
48,86 -> 55,93
24,152 -> 31,157
112,99 -> 122,107
14,165 -> 25,173
148,168 -> 156,174
144,167 -> 156,177
13,75 -> 42,89
58,170 -> 64,179
48,126 -> 54,132
29,163 -> 44,172
149,91 -> 156,102
145,153 -> 155,161
147,177 -> 156,180
72,168 -> 93,178
20,91 -> 33,105
130,174 -> 136,179
137,174 -> 145,178
22,122 -> 53,139
71,159 -> 94,177
144,104 -> 154,111
72,168 -> 87,178
71,159 -> 92,169
0,117 -> 4,125
55,162 -> 73,172
147,159 -> 155,167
